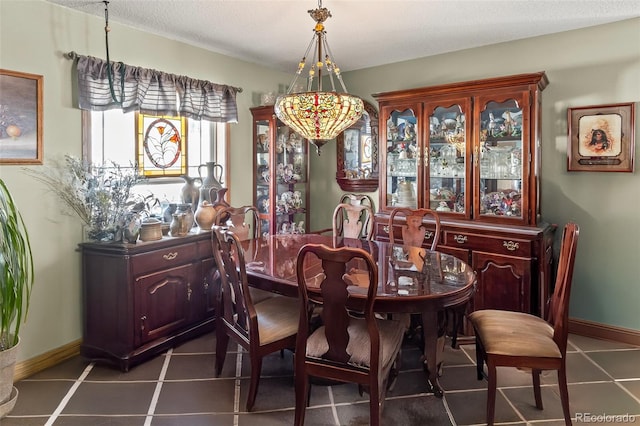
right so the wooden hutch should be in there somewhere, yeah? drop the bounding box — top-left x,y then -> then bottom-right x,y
373,72 -> 556,319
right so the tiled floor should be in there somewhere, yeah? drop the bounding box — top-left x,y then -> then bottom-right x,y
4,333 -> 640,425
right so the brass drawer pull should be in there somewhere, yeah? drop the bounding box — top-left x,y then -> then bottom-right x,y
163,252 -> 178,260
424,231 -> 434,240
503,241 -> 520,251
453,235 -> 468,244
383,225 -> 390,234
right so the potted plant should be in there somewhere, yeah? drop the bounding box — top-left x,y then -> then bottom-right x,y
0,179 -> 34,418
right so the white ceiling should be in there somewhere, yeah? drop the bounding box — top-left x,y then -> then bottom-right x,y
46,0 -> 640,73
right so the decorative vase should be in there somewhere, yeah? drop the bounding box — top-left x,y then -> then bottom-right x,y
169,213 -> 188,237
194,201 -> 216,231
176,204 -> 194,230
162,203 -> 177,224
180,175 -> 200,214
198,162 -> 224,204
210,187 -> 230,224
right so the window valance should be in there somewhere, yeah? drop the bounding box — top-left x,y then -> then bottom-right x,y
75,54 -> 239,123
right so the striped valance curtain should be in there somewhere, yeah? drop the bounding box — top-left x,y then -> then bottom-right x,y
75,55 -> 239,123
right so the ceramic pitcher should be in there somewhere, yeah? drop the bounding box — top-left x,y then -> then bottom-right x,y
198,162 -> 224,203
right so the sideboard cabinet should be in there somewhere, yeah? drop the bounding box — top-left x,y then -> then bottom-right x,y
80,232 -> 217,371
251,105 -> 310,236
373,73 -> 555,317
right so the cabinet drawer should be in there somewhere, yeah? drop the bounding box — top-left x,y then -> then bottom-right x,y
443,231 -> 532,257
132,243 -> 198,275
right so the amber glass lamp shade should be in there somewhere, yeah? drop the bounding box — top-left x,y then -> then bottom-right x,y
275,91 -> 363,154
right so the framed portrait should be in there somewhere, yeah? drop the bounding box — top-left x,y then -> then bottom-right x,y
135,112 -> 187,177
567,102 -> 635,172
0,69 -> 43,164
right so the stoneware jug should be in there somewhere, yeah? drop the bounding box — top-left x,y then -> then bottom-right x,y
198,162 -> 224,203
176,203 -> 195,230
194,201 -> 216,231
169,213 -> 188,237
180,175 -> 200,213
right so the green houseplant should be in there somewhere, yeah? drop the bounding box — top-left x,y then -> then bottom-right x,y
0,178 -> 34,417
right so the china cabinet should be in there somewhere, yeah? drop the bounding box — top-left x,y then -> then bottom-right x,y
374,72 -> 555,318
336,100 -> 379,192
80,232 -> 217,371
251,105 -> 310,236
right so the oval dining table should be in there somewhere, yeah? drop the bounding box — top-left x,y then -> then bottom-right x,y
239,233 -> 477,397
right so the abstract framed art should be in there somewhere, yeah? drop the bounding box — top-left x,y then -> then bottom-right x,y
0,69 -> 43,164
567,102 -> 635,172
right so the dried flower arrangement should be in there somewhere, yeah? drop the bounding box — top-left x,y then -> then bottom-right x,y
25,155 -> 145,241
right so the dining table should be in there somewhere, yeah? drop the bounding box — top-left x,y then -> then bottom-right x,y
239,233 -> 477,397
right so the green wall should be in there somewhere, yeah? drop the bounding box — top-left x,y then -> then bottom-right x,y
1,0 -> 638,364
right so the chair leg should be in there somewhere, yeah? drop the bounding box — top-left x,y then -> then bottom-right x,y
294,373 -> 309,426
486,361 -> 497,426
215,328 -> 230,377
246,355 -> 263,412
370,381 -> 381,426
532,368 -> 543,409
558,365 -> 573,426
475,337 -> 484,380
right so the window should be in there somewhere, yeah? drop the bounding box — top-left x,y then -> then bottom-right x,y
83,109 -> 228,214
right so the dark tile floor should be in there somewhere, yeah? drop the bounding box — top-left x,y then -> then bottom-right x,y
4,333 -> 640,425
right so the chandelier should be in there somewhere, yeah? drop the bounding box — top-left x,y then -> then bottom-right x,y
274,0 -> 364,155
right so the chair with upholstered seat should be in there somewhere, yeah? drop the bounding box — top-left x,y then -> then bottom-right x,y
332,202 -> 374,240
388,207 -> 440,250
214,205 -> 260,241
388,207 -> 468,347
211,225 -> 298,411
294,243 -> 405,426
469,222 -> 579,425
214,204 -> 274,303
340,193 -> 375,211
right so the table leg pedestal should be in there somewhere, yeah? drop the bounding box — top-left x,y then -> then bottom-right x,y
421,310 -> 447,398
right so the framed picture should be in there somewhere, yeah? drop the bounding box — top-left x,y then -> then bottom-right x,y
567,102 -> 635,172
135,112 -> 187,177
0,69 -> 43,164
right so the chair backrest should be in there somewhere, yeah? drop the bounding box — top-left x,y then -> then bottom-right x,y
332,202 -> 374,240
340,193 -> 375,212
296,244 -> 380,368
547,222 -> 579,355
211,225 -> 255,340
214,205 -> 260,241
388,207 -> 441,250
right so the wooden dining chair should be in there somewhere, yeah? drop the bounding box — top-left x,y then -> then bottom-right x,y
388,207 -> 441,250
214,205 -> 260,241
332,202 -> 374,240
340,193 -> 375,211
469,222 -> 579,426
210,225 -> 298,411
294,243 -> 405,426
213,204 -> 274,303
387,207 -> 466,347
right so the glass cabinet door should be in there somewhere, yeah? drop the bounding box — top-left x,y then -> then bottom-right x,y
252,105 -> 310,237
476,92 -> 529,221
383,107 -> 419,210
274,120 -> 308,235
255,117 -> 271,236
426,99 -> 471,218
